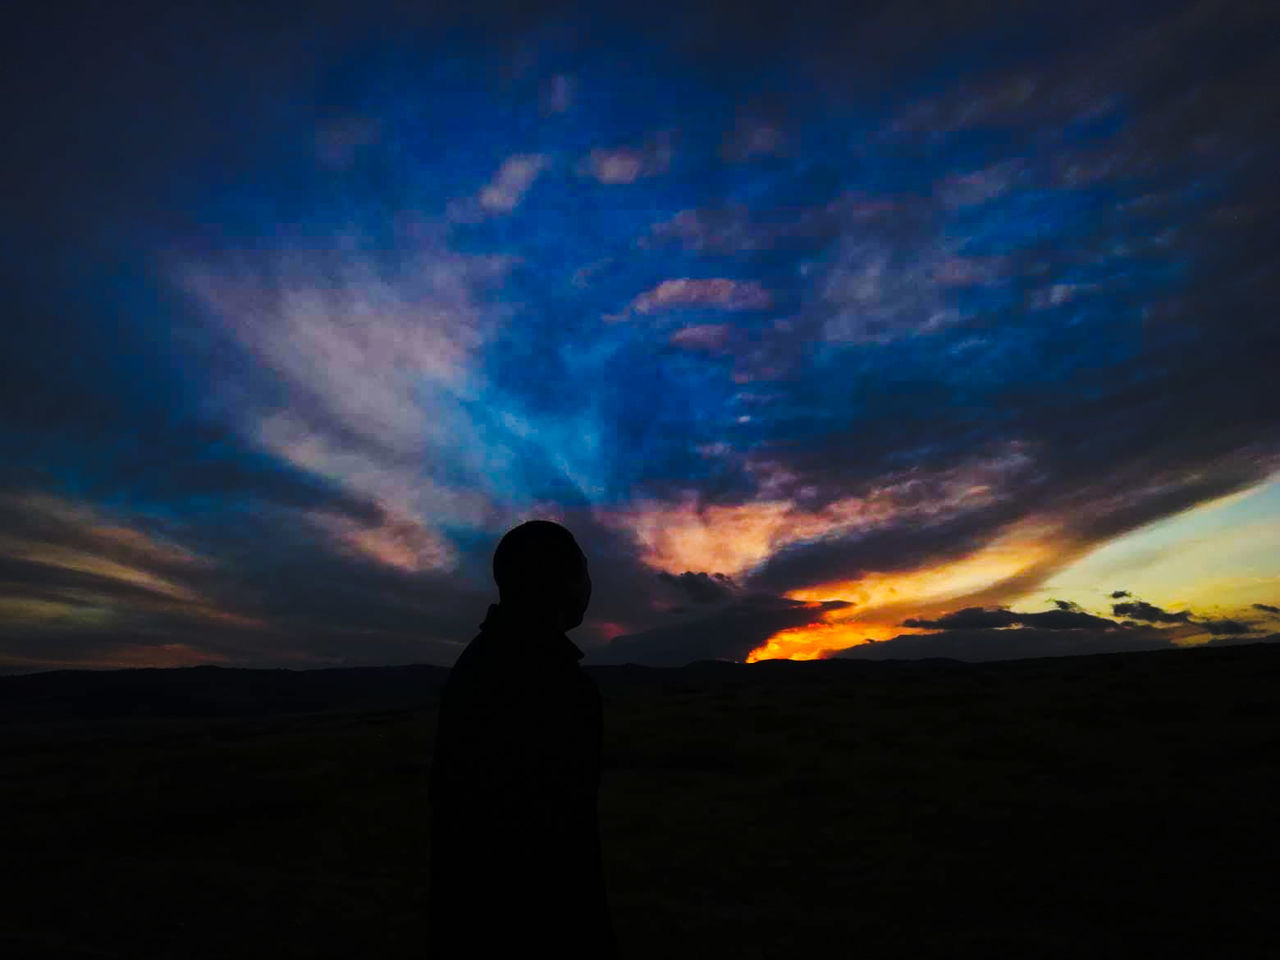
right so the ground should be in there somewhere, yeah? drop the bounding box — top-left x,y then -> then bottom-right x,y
2,643 -> 1278,958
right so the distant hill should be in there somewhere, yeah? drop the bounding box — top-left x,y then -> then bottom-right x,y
0,663 -> 450,723
3,641 -> 1279,723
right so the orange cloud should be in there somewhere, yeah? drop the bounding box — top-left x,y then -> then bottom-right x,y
600,452 -> 1027,578
747,612 -> 927,662
747,519 -> 1078,661
613,496 -> 792,576
785,521 -> 1063,609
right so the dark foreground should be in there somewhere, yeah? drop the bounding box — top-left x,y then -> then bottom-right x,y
3,643 -> 1279,958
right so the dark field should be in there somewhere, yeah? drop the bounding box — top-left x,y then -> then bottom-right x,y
3,643 -> 1279,959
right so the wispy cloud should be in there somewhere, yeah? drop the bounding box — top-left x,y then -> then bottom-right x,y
721,115 -> 786,162
889,74 -> 1044,139
813,235 -> 959,343
669,323 -> 734,352
643,205 -> 760,253
308,504 -> 456,573
477,153 -> 551,214
631,277 -> 772,315
0,492 -> 263,650
642,194 -> 897,254
934,160 -> 1027,208
541,74 -> 575,114
5,0 -> 1277,673
176,238 -> 517,570
315,117 -> 382,170
598,449 -> 1030,579
579,131 -> 674,184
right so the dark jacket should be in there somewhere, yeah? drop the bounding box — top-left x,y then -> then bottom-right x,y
428,604 -> 617,958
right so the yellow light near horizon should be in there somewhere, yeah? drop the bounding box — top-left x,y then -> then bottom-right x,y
746,615 -> 927,662
1041,474 -> 1280,615
747,523 -> 1064,662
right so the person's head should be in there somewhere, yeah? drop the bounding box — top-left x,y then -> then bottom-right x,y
492,520 -> 591,630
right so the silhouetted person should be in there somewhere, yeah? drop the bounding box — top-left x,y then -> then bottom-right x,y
428,521 -> 617,958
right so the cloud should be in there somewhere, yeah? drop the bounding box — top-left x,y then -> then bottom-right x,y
934,160 -> 1026,208
888,74 -> 1043,138
903,605 -> 1118,631
640,194 -> 900,255
169,227 -> 641,658
0,631 -> 238,673
812,232 -> 959,343
736,448 -> 1037,592
932,256 -> 1010,287
0,490 -> 266,669
669,323 -> 734,352
308,504 -> 456,573
580,131 -> 674,184
643,205 -> 759,253
6,0 -> 1280,674
1111,600 -> 1193,624
541,74 -> 575,114
1253,603 -> 1280,615
842,594 -> 1267,665
1199,618 -> 1254,636
1111,590 -> 1131,599
721,116 -> 786,162
742,513 -> 1114,662
477,154 -> 550,213
735,446 -> 1279,662
315,117 -> 381,170
600,451 -> 1023,580
819,596 -> 1198,666
1203,632 -> 1280,649
656,570 -> 737,605
852,596 -> 1264,665
630,278 -> 772,315
174,237 -> 522,574
448,154 -> 551,221
836,624 -> 1176,662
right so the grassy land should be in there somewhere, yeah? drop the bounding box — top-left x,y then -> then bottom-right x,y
3,644 -> 1279,958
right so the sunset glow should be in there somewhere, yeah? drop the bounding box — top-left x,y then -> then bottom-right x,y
747,522 -> 1070,661
747,613 -> 926,662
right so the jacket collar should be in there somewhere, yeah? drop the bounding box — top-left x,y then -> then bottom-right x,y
478,603 -> 585,662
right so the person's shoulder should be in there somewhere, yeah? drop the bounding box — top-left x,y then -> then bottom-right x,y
441,633 -> 505,691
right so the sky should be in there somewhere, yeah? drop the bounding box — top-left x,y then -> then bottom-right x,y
1,0 -> 1278,672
